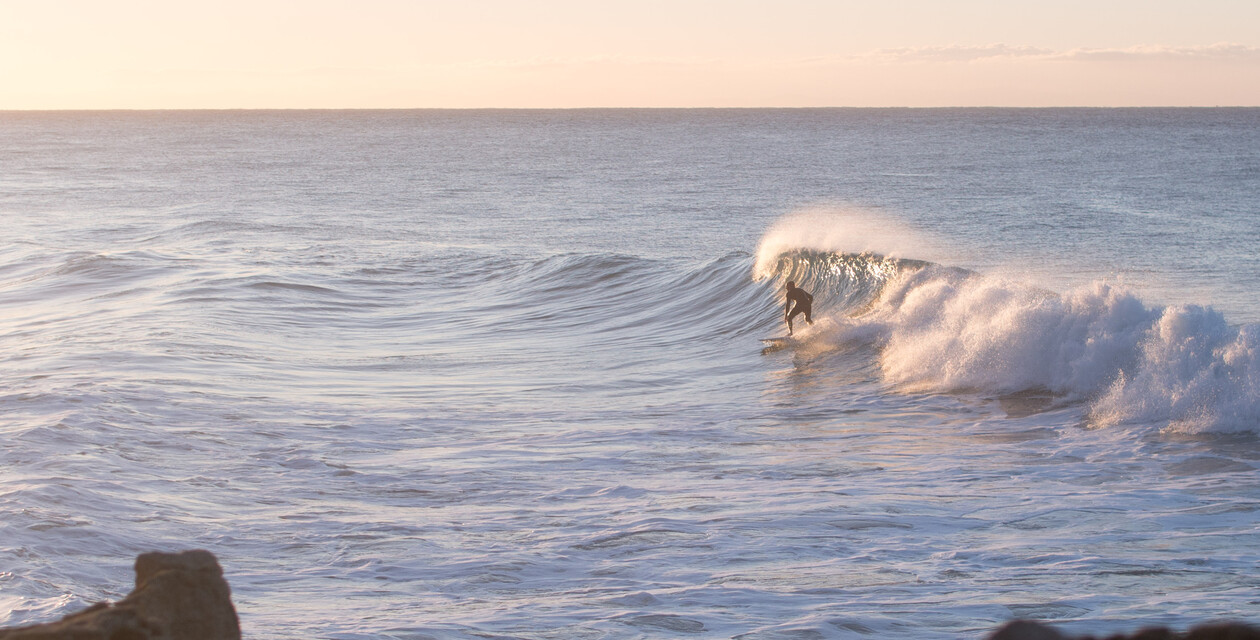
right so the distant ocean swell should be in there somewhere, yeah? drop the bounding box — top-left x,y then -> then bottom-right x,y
753,240 -> 1260,435
470,251 -> 774,342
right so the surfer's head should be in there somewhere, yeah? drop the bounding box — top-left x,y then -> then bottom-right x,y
786,280 -> 795,290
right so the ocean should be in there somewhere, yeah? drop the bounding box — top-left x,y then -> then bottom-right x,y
1,108 -> 1258,638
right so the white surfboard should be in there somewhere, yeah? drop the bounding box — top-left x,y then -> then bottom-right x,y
760,336 -> 796,353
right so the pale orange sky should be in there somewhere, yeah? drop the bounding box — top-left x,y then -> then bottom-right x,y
2,0 -> 1258,109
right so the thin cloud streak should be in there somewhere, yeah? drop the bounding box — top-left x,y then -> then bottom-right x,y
404,43 -> 1260,68
858,44 -> 1055,62
117,44 -> 1260,80
855,42 -> 1260,63
1058,43 -> 1260,62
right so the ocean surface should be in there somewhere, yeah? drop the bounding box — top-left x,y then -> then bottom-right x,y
1,108 -> 1258,639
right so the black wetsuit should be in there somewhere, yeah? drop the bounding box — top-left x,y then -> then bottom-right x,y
786,287 -> 813,327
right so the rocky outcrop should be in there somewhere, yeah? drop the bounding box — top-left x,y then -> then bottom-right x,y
989,619 -> 1260,640
0,550 -> 240,640
2,555 -> 1255,640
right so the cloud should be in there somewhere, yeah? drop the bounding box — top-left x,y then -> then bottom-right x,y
1056,43 -> 1260,62
456,55 -> 724,71
852,42 -> 1260,64
861,44 -> 1055,63
136,45 -> 1260,79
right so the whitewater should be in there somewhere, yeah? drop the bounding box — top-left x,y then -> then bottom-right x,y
1,109 -> 1258,638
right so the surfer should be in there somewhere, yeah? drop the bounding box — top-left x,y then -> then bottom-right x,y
784,280 -> 814,335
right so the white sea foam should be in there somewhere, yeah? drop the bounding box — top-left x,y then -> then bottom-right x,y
861,269 -> 1260,433
1092,309 -> 1260,433
864,273 -> 1153,395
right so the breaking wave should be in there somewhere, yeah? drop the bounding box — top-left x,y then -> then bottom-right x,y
754,214 -> 1260,434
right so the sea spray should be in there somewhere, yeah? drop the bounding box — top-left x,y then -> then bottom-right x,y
752,206 -> 942,281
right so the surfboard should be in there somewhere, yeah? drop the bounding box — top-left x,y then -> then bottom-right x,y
760,336 -> 795,354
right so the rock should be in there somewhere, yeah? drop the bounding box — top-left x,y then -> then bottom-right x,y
3,557 -> 1257,640
1184,624 -> 1260,640
988,620 -> 1260,640
990,620 -> 1068,640
123,550 -> 239,640
0,550 -> 240,640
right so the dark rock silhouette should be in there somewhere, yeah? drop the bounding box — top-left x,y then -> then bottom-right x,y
989,620 -> 1260,640
2,555 -> 1256,640
991,620 -> 1069,640
0,550 -> 240,640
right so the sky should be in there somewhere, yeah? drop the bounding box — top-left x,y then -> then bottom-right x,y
1,0 -> 1258,109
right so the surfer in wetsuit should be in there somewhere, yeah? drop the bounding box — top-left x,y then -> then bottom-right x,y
784,280 -> 814,336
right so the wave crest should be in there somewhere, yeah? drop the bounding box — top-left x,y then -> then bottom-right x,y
756,249 -> 929,315
752,207 -> 942,281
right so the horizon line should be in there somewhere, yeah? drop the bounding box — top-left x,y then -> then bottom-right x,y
2,105 -> 1259,113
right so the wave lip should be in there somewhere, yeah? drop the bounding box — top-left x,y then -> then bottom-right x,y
752,206 -> 941,281
756,249 -> 929,315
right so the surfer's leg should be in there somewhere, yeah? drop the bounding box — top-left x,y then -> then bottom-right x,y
787,307 -> 803,334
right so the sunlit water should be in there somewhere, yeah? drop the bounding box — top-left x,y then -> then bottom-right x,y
1,109 -> 1258,638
